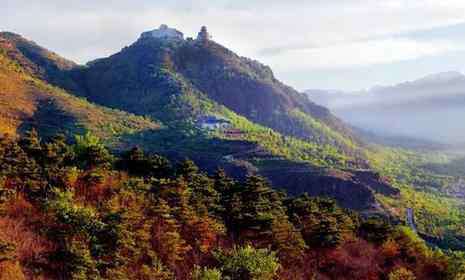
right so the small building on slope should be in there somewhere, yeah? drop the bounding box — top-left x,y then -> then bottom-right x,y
197,115 -> 231,130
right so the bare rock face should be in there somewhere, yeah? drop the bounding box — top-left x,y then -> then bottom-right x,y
352,170 -> 399,196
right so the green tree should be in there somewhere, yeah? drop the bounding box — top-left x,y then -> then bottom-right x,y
18,129 -> 42,161
447,251 -> 465,280
286,195 -> 354,249
118,147 -> 171,178
224,175 -> 277,243
192,266 -> 222,280
214,168 -> 237,218
271,214 -> 306,264
388,266 -> 416,280
151,198 -> 191,269
359,217 -> 394,245
214,245 -> 280,280
74,132 -> 113,170
176,159 -> 199,179
188,172 -> 221,217
0,139 -> 47,198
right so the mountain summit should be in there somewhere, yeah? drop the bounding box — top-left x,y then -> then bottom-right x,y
66,25 -> 357,149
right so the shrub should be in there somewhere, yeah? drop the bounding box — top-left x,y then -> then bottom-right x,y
214,245 -> 280,280
388,266 -> 416,280
192,266 -> 222,280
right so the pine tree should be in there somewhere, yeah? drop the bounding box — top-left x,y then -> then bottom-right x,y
271,213 -> 306,264
151,199 -> 191,269
118,147 -> 171,178
18,129 -> 42,161
74,132 -> 113,170
188,173 -> 221,217
213,168 -> 235,194
286,195 -> 354,249
224,175 -> 277,244
176,159 -> 199,179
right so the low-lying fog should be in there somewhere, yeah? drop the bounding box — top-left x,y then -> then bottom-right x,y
306,71 -> 465,146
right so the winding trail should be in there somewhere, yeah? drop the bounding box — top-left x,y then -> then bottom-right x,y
406,208 -> 417,233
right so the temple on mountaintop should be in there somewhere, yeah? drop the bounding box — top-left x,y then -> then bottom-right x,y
140,24 -> 184,41
196,26 -> 211,41
139,25 -> 212,43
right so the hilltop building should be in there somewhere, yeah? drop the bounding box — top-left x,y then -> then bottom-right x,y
196,26 -> 211,41
139,25 -> 212,43
140,24 -> 184,41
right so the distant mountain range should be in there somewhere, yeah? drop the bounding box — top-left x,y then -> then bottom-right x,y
0,26 -> 399,211
306,71 -> 465,146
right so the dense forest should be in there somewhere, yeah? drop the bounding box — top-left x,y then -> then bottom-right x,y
0,130 -> 463,280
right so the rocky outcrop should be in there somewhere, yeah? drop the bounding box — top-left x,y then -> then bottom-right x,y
261,166 -> 399,211
352,170 -> 399,196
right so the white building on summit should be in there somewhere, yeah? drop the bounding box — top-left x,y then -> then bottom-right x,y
140,24 -> 184,40
139,25 -> 212,43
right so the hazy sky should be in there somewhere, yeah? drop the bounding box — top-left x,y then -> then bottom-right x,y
3,0 -> 465,91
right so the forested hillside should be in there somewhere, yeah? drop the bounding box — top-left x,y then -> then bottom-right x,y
0,132 -> 461,279
0,39 -> 160,148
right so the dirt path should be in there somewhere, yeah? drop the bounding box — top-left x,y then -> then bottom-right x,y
406,207 -> 417,233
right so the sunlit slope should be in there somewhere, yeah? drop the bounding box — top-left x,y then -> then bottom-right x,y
0,49 -> 160,147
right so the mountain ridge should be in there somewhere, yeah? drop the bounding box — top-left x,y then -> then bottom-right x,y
0,33 -> 161,148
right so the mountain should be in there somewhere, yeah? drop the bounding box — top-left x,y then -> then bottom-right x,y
63,26 -> 358,152
0,32 -> 78,86
0,32 -> 161,149
0,27 -> 401,212
0,24 -> 464,280
306,71 -> 465,146
3,26 -> 465,263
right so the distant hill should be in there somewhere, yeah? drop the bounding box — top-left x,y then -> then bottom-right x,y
0,32 -> 161,149
306,71 -> 465,146
0,32 -> 78,85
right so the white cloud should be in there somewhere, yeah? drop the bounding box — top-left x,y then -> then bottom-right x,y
3,0 -> 465,89
265,38 -> 465,70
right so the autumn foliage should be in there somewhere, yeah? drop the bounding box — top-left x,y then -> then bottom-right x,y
0,132 -> 462,279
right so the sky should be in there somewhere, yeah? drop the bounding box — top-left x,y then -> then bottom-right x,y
3,0 -> 465,91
